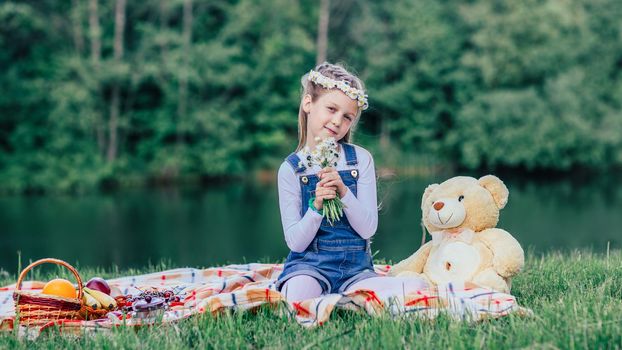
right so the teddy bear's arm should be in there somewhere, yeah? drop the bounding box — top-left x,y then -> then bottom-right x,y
478,228 -> 525,278
388,241 -> 433,276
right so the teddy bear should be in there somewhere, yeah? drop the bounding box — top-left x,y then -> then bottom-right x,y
388,175 -> 524,293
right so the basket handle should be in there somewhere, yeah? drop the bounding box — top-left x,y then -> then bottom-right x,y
15,258 -> 83,300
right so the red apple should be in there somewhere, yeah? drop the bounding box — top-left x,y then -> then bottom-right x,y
85,277 -> 111,295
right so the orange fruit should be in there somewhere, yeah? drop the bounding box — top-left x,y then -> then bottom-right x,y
41,278 -> 77,299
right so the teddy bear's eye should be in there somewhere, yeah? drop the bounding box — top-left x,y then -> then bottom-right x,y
458,195 -> 465,202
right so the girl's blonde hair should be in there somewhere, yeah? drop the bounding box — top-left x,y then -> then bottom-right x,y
296,62 -> 366,151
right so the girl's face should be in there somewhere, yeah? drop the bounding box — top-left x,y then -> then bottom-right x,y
303,90 -> 359,147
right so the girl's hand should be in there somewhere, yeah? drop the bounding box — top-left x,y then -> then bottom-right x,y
313,182 -> 337,210
318,167 -> 347,199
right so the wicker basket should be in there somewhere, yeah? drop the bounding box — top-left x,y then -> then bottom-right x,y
13,258 -> 84,326
13,258 -> 109,326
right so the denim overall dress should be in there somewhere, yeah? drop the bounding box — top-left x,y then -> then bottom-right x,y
276,143 -> 377,294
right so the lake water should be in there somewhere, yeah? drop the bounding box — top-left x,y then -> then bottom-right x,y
1,175 -> 620,275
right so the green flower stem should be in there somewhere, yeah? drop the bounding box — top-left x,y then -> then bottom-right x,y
323,197 -> 345,226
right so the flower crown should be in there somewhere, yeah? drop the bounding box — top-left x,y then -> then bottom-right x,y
307,70 -> 369,110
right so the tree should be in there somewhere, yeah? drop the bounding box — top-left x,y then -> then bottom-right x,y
71,0 -> 84,55
316,0 -> 329,64
107,0 -> 126,162
89,0 -> 105,154
451,0 -> 622,170
177,0 -> 192,146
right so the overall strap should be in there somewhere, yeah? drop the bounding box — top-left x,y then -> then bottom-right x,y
285,153 -> 306,173
341,143 -> 358,166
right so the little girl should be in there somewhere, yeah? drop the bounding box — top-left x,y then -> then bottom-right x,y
276,62 -> 428,301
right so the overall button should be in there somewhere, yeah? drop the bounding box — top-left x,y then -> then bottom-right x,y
351,170 -> 358,178
301,176 -> 309,184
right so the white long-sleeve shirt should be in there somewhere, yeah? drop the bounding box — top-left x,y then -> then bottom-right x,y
277,144 -> 378,253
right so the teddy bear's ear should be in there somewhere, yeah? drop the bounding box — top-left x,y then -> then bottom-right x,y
421,183 -> 439,211
478,175 -> 509,209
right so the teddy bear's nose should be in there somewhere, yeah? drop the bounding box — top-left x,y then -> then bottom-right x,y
433,201 -> 444,211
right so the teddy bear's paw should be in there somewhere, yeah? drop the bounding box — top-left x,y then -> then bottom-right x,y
472,268 -> 510,293
492,251 -> 525,278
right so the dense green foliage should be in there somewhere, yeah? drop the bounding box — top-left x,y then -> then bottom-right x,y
1,251 -> 621,348
1,0 -> 621,192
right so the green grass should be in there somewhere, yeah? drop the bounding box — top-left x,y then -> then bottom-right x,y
2,251 -> 622,349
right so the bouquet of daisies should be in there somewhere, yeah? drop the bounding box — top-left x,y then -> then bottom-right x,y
300,137 -> 345,226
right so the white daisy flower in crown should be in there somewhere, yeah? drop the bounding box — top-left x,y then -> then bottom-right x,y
307,70 -> 369,111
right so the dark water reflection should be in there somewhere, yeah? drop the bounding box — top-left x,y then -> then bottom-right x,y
1,175 -> 620,274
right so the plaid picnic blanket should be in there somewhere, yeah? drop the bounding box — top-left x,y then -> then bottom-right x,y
0,263 -> 530,337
